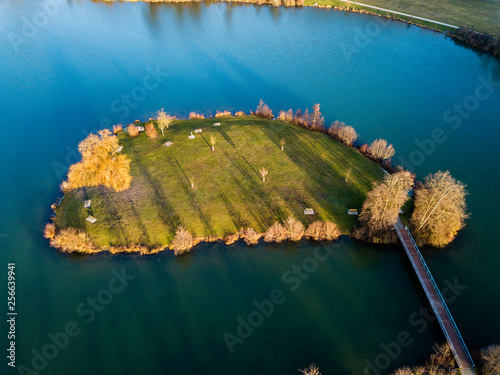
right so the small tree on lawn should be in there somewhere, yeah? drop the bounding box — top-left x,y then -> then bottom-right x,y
156,108 -> 173,135
259,167 -> 268,182
210,135 -> 216,151
280,138 -> 285,151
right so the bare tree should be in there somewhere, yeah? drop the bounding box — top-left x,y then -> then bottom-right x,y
345,168 -> 351,183
481,345 -> 500,375
311,103 -> 325,131
280,138 -> 286,151
299,364 -> 321,375
359,171 -> 414,233
259,167 -> 268,182
305,221 -> 341,241
410,171 -> 468,247
157,108 -> 174,135
170,226 -> 194,255
210,135 -> 216,151
188,177 -> 195,188
368,139 -> 395,161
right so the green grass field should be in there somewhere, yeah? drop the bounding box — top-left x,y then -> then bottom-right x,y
307,0 -> 499,36
54,116 -> 384,248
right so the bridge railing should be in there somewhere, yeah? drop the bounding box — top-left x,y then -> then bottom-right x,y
397,226 -> 474,368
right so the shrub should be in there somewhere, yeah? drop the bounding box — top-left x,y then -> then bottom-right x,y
323,221 -> 341,240
43,223 -> 56,239
264,222 -> 287,243
224,233 -> 241,245
305,221 -> 341,241
189,112 -> 204,119
242,228 -> 260,245
285,217 -> 304,241
112,124 -> 123,134
127,124 -> 139,137
328,120 -> 358,146
305,221 -> 324,241
145,122 -> 158,138
50,228 -> 97,253
293,108 -> 306,127
253,99 -> 273,119
235,111 -> 246,116
481,345 -> 500,375
368,139 -> 395,161
170,226 -> 194,255
277,109 -> 294,122
215,110 -> 232,117
299,364 -> 321,375
359,143 -> 369,155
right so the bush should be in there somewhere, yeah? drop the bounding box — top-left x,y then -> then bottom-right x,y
189,112 -> 204,119
264,222 -> 287,243
328,120 -> 358,146
285,217 -> 304,241
277,109 -> 294,122
43,223 -> 56,239
112,124 -> 123,134
215,110 -> 232,117
305,221 -> 341,241
170,226 -> 194,255
368,139 -> 395,161
242,228 -> 260,245
480,345 -> 500,375
235,111 -> 246,116
253,99 -> 273,119
224,233 -> 241,245
323,221 -> 341,240
145,122 -> 158,138
127,124 -> 139,137
50,228 -> 97,253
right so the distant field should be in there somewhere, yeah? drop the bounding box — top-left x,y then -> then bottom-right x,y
307,0 -> 500,36
54,116 -> 383,248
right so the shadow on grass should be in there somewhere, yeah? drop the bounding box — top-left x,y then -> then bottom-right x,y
136,158 -> 181,232
171,157 -> 216,236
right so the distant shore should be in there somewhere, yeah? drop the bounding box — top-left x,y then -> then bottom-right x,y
103,0 -> 499,56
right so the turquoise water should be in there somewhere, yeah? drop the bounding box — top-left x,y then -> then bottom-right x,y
0,1 -> 499,374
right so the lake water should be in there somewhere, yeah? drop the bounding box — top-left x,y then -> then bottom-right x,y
0,1 -> 499,374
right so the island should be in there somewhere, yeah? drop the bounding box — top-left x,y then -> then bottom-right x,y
45,102 -> 468,255
46,108 -> 385,254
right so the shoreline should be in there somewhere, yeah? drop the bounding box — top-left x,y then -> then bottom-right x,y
47,111 -> 394,255
104,0 -> 499,56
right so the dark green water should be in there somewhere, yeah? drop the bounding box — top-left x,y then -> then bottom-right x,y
0,1 -> 499,374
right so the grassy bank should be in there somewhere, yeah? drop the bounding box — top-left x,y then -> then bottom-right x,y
53,116 -> 383,248
312,0 -> 499,36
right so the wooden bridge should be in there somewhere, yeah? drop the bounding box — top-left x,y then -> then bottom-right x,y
395,221 -> 475,371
